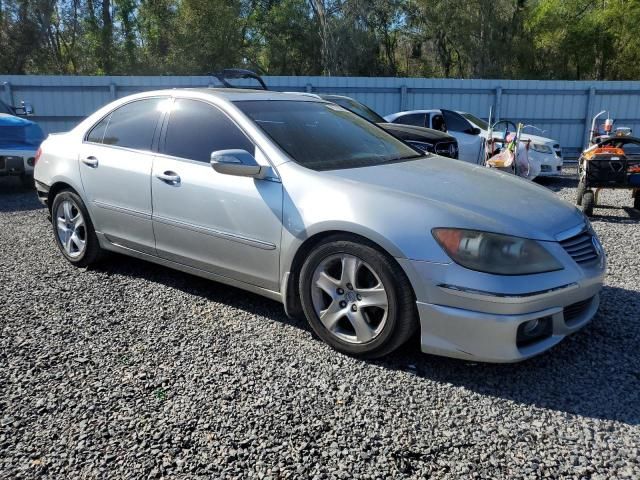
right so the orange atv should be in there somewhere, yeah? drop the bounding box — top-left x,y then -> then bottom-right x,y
577,138 -> 640,216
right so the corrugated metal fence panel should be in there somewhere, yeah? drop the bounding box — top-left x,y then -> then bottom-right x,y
3,75 -> 640,157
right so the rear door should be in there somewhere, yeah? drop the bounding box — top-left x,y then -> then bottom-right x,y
78,97 -> 167,254
151,97 -> 283,290
441,109 -> 483,164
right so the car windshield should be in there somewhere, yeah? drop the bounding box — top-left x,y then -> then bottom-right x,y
326,97 -> 386,124
235,100 -> 422,171
461,112 -> 489,130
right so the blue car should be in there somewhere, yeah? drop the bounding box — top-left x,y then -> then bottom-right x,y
1,99 -> 44,187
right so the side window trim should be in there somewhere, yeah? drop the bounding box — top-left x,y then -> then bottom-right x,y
83,96 -> 169,153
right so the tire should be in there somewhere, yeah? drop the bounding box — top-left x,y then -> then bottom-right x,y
20,174 -> 34,189
51,190 -> 103,267
634,191 -> 640,211
576,179 -> 586,206
299,235 -> 418,359
581,190 -> 595,217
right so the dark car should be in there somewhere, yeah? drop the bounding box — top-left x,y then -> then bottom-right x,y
316,95 -> 459,159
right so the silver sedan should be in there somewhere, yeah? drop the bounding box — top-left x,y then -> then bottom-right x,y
34,89 -> 605,361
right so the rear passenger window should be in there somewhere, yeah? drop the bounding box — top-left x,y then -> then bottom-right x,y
393,113 -> 426,127
99,98 -> 165,150
163,99 -> 254,162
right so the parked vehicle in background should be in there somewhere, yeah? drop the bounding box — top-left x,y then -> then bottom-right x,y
300,94 -> 459,159
0,99 -> 43,187
385,109 -> 564,174
35,88 -> 604,362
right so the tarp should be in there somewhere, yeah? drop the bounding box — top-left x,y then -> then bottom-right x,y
0,113 -> 44,150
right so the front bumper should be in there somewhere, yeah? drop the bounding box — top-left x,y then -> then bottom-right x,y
397,238 -> 605,362
533,150 -> 563,176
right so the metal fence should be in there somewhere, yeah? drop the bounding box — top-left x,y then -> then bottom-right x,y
3,74 -> 640,158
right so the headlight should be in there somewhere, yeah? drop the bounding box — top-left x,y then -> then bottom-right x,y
432,228 -> 563,275
531,143 -> 552,154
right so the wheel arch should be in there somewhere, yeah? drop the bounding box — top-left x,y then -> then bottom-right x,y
47,181 -> 80,213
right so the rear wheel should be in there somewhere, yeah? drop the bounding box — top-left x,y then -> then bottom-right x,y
299,236 -> 417,358
581,190 -> 595,217
51,190 -> 103,267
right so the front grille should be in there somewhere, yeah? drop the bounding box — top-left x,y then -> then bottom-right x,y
435,142 -> 458,159
541,165 -> 551,172
564,297 -> 593,324
560,229 -> 599,265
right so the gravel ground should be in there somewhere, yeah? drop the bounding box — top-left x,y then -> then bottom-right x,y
0,169 -> 639,479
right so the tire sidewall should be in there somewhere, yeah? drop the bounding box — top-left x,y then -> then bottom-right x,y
51,190 -> 95,265
299,240 -> 402,356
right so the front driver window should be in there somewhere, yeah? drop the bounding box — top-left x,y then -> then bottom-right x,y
163,99 -> 254,162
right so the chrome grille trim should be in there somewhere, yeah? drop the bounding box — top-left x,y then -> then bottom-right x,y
559,229 -> 599,265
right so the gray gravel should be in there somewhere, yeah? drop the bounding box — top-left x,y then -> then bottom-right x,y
1,170 -> 639,479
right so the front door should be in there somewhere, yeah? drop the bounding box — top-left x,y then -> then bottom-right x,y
151,98 -> 283,291
79,97 -> 167,254
441,109 -> 484,164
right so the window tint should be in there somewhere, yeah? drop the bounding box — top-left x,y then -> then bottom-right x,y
101,98 -> 164,150
393,113 -> 425,127
87,116 -> 109,143
235,100 -> 421,171
441,110 -> 474,133
329,98 -> 386,123
163,99 -> 254,162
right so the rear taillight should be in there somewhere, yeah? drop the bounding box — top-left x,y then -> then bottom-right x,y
34,147 -> 42,166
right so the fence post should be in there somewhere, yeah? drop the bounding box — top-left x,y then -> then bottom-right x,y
305,83 -> 313,93
400,85 -> 407,112
494,86 -> 502,123
583,86 -> 596,150
2,81 -> 14,106
109,83 -> 117,100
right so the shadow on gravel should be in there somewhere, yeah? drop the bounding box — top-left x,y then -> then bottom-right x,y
91,254 -> 310,331
588,205 -> 640,223
94,252 -> 639,426
0,178 -> 43,212
534,174 -> 577,192
379,284 -> 640,426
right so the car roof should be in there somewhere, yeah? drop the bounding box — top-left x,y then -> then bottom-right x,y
186,88 -> 325,102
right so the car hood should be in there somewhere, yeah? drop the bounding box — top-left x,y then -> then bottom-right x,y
378,123 -> 455,142
325,156 -> 583,241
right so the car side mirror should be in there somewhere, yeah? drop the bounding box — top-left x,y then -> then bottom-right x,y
14,101 -> 34,116
468,127 -> 481,136
210,149 -> 265,178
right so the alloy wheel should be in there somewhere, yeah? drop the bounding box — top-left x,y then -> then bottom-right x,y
55,199 -> 87,258
310,254 -> 389,344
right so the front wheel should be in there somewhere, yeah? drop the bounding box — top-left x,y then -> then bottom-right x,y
299,236 -> 418,359
581,190 -> 595,217
576,179 -> 586,206
51,190 -> 103,267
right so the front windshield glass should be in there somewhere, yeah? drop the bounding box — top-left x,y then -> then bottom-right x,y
461,112 -> 489,130
235,100 -> 422,171
329,98 -> 386,124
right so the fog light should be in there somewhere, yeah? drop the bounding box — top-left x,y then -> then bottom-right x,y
517,316 -> 553,348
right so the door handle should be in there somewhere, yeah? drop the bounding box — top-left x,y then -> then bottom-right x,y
156,171 -> 181,185
81,156 -> 98,168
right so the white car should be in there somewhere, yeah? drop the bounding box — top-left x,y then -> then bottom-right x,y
384,109 -> 564,176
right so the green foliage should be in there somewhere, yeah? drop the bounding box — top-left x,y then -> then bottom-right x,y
1,0 -> 640,79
